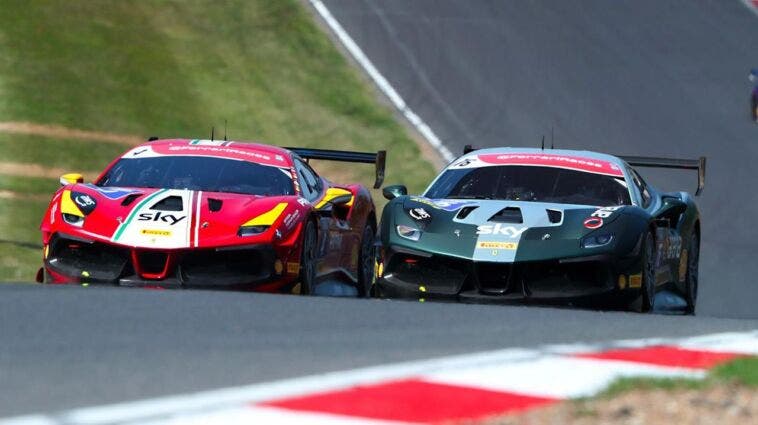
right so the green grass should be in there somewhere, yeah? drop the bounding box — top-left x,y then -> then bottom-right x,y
595,356 -> 758,399
0,0 -> 437,281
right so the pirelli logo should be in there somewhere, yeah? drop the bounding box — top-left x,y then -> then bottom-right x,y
476,241 -> 517,250
141,229 -> 172,237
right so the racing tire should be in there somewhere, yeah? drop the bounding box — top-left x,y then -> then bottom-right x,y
629,231 -> 657,313
640,230 -> 657,313
298,220 -> 318,295
684,232 -> 699,315
357,221 -> 376,298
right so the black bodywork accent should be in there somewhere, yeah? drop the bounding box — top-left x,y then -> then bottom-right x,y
45,233 -> 278,289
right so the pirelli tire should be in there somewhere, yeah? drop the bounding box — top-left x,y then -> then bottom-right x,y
630,230 -> 657,313
298,219 -> 318,295
357,220 -> 376,297
684,231 -> 699,315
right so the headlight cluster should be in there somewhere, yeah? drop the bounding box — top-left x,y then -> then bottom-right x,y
238,225 -> 269,237
62,213 -> 84,227
396,225 -> 422,241
581,233 -> 613,248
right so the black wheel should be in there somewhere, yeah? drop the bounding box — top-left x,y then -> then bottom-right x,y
684,232 -> 699,315
298,220 -> 317,295
357,221 -> 376,297
640,230 -> 657,313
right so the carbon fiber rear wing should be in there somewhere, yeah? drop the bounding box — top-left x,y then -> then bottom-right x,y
286,147 -> 387,188
619,155 -> 706,196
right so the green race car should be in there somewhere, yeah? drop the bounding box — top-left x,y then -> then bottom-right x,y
374,147 -> 705,313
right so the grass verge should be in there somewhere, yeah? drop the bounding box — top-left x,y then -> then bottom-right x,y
0,0 -> 437,281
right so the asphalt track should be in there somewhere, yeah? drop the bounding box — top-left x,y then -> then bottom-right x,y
322,0 -> 758,319
2,0 -> 758,418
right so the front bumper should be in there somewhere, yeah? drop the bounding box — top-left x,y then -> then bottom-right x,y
376,245 -> 632,301
44,233 -> 291,290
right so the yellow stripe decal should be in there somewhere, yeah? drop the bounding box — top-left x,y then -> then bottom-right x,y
243,202 -> 288,226
60,190 -> 84,217
315,187 -> 354,209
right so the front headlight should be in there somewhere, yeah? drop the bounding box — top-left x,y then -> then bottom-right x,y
62,213 -> 84,227
582,233 -> 614,248
238,225 -> 269,237
396,225 -> 421,241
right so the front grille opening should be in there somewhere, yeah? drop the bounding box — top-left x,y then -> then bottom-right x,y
489,207 -> 523,223
180,249 -> 270,284
151,196 -> 183,211
137,251 -> 169,275
546,209 -> 562,223
49,235 -> 129,281
456,206 -> 478,220
522,261 -> 610,293
474,262 -> 513,293
389,253 -> 468,294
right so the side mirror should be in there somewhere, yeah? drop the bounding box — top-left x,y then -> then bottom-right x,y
382,185 -> 407,200
60,173 -> 84,186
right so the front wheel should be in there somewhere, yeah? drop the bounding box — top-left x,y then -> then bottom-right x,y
357,221 -> 376,297
630,231 -> 657,313
684,232 -> 699,315
298,220 -> 317,295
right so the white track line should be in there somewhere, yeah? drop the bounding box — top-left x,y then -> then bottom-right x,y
308,0 -> 455,162
739,0 -> 758,17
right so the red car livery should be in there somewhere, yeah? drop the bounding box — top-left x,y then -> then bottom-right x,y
38,138 -> 385,296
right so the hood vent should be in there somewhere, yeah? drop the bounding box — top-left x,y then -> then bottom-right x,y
151,196 -> 183,211
121,194 -> 141,207
456,206 -> 478,220
208,198 -> 223,212
489,207 -> 523,223
547,209 -> 562,224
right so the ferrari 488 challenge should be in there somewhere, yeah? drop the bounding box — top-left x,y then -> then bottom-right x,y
38,138 -> 385,296
375,147 -> 705,313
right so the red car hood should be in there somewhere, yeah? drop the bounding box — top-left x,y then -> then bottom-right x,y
45,184 -> 307,249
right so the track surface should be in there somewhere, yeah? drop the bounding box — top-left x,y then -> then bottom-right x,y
0,284 -> 756,416
322,0 -> 758,319
3,0 -> 758,418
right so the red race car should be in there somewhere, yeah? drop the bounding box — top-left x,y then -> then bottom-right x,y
37,138 -> 385,296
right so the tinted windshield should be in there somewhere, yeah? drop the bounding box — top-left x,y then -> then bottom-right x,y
97,156 -> 295,196
425,166 -> 631,206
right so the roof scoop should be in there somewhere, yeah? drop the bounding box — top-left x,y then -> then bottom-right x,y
489,207 -> 523,223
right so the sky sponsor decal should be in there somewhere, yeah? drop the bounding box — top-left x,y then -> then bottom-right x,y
476,224 -> 528,237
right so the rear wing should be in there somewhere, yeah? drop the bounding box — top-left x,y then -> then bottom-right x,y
286,147 -> 386,189
619,155 -> 706,196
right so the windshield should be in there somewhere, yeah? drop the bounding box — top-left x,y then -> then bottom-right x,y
97,156 -> 295,196
425,165 -> 631,206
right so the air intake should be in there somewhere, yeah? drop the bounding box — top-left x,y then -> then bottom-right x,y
208,198 -> 223,212
456,206 -> 478,219
546,209 -> 562,224
151,196 -> 183,211
489,207 -> 523,223
121,194 -> 141,207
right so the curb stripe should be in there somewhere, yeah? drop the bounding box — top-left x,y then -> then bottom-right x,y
574,345 -> 741,369
262,379 -> 557,423
2,331 -> 755,424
